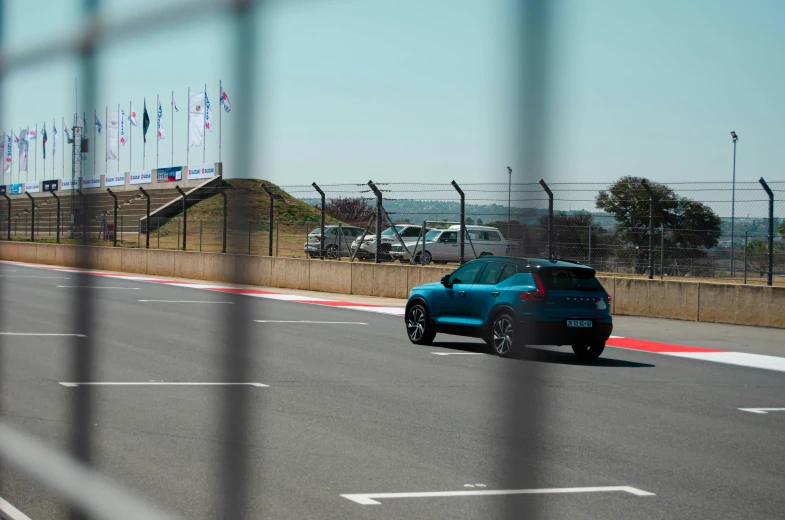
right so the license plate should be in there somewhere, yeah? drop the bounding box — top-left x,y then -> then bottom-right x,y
566,320 -> 593,328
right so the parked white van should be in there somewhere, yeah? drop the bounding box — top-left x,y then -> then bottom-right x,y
390,225 -> 515,264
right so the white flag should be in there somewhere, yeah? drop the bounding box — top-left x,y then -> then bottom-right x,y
2,134 -> 11,173
188,91 -> 205,148
129,104 -> 139,126
107,110 -> 119,160
18,128 -> 29,172
119,109 -> 128,146
62,117 -> 71,140
157,99 -> 165,140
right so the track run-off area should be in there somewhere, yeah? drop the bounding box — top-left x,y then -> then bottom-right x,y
0,260 -> 783,519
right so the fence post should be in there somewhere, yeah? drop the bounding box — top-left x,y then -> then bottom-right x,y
275,221 -> 279,257
539,179 -> 553,259
743,231 -> 748,284
337,223 -> 342,261
312,183 -> 326,259
261,184 -> 280,257
220,187 -> 227,254
106,188 -> 118,247
139,187 -> 150,249
660,227 -> 665,279
25,192 -> 35,242
587,224 -> 592,265
759,177 -> 774,287
641,180 -> 655,280
175,185 -> 187,251
451,180 -> 466,264
368,181 -> 383,264
1,193 -> 10,240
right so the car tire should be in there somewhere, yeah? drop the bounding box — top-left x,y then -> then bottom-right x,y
406,303 -> 436,345
414,251 -> 433,265
324,244 -> 338,259
571,343 -> 605,361
489,313 -> 517,357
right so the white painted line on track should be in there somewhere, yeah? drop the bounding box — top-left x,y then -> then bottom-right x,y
738,408 -> 785,414
0,332 -> 86,337
663,351 -> 785,373
0,275 -> 71,279
254,320 -> 368,325
0,495 -> 33,520
138,300 -> 235,304
431,352 -> 485,356
57,286 -> 140,289
341,485 -> 655,505
59,382 -> 268,387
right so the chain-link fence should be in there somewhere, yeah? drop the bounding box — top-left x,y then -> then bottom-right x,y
1,178 -> 782,284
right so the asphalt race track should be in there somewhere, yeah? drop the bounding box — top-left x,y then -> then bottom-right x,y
1,261 -> 784,519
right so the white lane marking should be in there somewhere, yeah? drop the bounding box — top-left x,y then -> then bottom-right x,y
663,351 -> 785,374
57,286 -> 140,289
738,408 -> 785,414
341,486 -> 655,505
59,382 -> 268,387
0,275 -> 71,279
138,300 -> 235,304
431,352 -> 485,356
0,495 -> 33,520
0,332 -> 87,337
254,320 -> 368,325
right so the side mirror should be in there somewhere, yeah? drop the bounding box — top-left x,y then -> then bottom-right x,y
441,274 -> 451,287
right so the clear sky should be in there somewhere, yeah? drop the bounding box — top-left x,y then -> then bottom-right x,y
1,0 -> 783,189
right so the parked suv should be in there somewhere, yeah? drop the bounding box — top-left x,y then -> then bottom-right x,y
391,225 -> 513,264
405,257 -> 613,360
351,224 -> 431,259
305,225 -> 366,258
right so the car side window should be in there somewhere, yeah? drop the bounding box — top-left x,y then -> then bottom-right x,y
487,231 -> 502,241
449,262 -> 485,285
477,262 -> 506,285
402,227 -> 421,238
440,231 -> 458,243
497,264 -> 517,284
328,228 -> 338,236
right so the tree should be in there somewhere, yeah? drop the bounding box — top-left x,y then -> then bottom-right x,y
745,240 -> 785,278
536,212 -> 614,266
320,197 -> 374,225
596,176 -> 722,274
778,220 -> 785,237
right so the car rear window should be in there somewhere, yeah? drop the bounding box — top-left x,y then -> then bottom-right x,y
538,267 -> 603,292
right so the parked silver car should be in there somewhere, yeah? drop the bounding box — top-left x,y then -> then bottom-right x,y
350,224 -> 432,259
305,225 -> 366,258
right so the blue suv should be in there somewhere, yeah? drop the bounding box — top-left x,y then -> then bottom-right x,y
405,257 -> 613,360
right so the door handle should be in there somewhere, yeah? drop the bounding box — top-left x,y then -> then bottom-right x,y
491,291 -> 500,297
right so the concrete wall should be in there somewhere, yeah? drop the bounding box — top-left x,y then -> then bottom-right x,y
1,241 -> 783,328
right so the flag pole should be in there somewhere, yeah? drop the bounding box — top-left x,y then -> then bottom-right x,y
93,110 -> 97,177
203,83 -> 207,164
53,120 -> 56,180
129,101 -> 133,172
61,120 -> 65,179
156,94 -> 159,170
171,91 -> 174,167
34,123 -> 38,182
143,98 -> 146,170
187,87 -> 190,168
43,126 -> 46,179
219,79 -> 222,164
117,104 -> 120,173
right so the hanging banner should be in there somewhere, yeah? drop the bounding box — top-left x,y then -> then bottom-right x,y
24,182 -> 40,194
82,175 -> 101,189
187,163 -> 216,180
62,178 -> 78,191
9,183 -> 24,195
105,173 -> 126,187
157,167 -> 182,183
129,169 -> 152,185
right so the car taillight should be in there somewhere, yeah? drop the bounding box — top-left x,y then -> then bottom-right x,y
520,273 -> 547,302
606,292 -> 612,304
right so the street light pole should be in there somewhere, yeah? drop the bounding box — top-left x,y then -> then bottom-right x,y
507,166 -> 512,238
730,131 -> 738,277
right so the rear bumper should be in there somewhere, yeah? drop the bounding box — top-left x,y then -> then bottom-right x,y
518,318 -> 613,346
